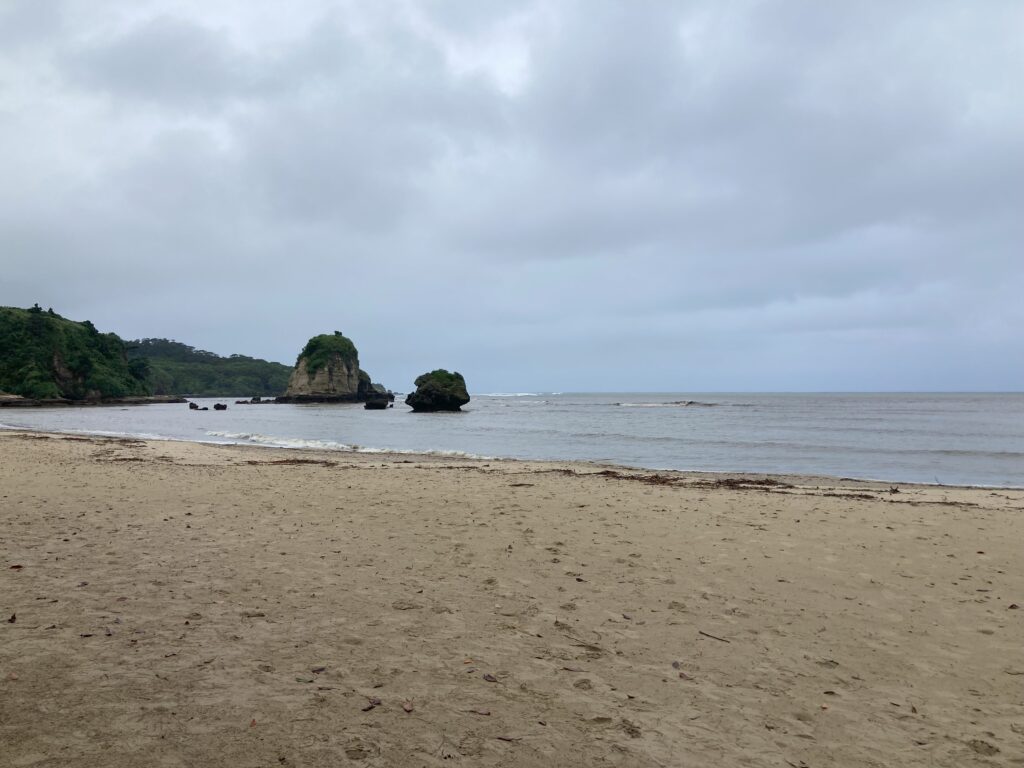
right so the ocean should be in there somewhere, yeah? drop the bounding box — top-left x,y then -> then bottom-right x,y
3,392 -> 1023,487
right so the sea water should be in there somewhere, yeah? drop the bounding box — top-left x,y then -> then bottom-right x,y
3,393 -> 1023,487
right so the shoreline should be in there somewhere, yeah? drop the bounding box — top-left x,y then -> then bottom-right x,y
2,430 -> 1022,766
1,424 -> 1019,491
0,394 -> 187,408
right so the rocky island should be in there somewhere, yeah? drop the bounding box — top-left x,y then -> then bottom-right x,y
275,332 -> 390,404
405,369 -> 470,412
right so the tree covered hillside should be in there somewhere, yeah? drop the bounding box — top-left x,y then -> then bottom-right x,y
0,305 -> 150,400
127,338 -> 291,397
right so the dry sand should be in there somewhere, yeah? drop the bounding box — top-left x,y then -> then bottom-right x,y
1,430 -> 1022,767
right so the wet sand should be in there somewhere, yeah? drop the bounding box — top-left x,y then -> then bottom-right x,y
1,431 -> 1022,767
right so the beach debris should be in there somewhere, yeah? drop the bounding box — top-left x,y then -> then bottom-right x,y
391,599 -> 422,610
562,666 -> 584,673
361,696 -> 382,712
967,739 -> 1000,756
241,610 -> 266,618
6,672 -> 18,681
483,673 -> 498,683
1008,603 -> 1019,610
311,666 -> 326,674
621,719 -> 642,738
679,672 -> 695,681
295,677 -> 313,683
471,709 -> 491,716
698,630 -> 731,643
7,614 -> 14,624
250,718 -> 257,727
495,736 -> 522,742
671,661 -> 682,670
622,613 -> 633,620
9,564 -> 23,570
79,633 -> 93,638
402,701 -> 414,713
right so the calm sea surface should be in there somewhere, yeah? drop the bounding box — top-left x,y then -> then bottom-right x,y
3,393 -> 1023,487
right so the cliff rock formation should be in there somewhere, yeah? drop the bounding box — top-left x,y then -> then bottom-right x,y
277,332 -> 380,403
0,305 -> 150,401
405,369 -> 470,412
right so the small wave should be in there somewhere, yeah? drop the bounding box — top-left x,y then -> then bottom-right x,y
205,430 -> 492,459
480,392 -> 543,397
617,400 -> 718,408
0,424 -> 175,441
206,431 -> 356,451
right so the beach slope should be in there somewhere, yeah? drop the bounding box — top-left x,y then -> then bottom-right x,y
1,432 -> 1021,766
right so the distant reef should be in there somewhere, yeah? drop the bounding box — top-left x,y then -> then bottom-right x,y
276,332 -> 389,403
406,369 -> 470,412
126,338 -> 291,398
0,305 -> 152,402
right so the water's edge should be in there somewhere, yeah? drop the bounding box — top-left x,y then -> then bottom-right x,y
3,424 -> 1018,491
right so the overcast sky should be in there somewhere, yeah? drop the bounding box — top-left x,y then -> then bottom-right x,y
1,1 -> 1021,391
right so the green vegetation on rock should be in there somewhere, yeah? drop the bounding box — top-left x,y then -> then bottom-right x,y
406,369 -> 470,412
127,338 -> 291,397
0,305 -> 149,400
298,332 -> 359,375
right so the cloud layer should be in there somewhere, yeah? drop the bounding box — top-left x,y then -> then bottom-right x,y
2,0 -> 1022,390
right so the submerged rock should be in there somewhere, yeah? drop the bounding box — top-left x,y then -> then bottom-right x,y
363,383 -> 395,410
405,370 -> 470,412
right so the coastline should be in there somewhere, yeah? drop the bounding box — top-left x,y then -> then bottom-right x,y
0,395 -> 187,408
1,423 -> 1019,491
1,431 -> 1021,766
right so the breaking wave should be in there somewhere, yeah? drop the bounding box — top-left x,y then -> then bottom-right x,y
205,430 -> 490,459
480,392 -> 543,397
616,400 -> 719,408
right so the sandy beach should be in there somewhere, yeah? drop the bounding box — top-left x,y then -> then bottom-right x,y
1,431 -> 1021,767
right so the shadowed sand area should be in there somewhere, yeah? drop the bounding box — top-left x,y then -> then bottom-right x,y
1,431 -> 1022,766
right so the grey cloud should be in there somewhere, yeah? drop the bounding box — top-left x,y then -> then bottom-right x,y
64,16 -> 265,109
0,1 -> 1021,391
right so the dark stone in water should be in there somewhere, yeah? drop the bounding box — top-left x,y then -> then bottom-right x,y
406,370 -> 470,412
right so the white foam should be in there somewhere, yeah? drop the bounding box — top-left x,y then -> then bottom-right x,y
479,392 -> 542,397
617,401 -> 717,408
617,402 -> 677,408
204,430 -> 492,460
